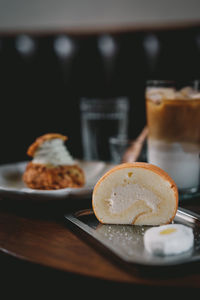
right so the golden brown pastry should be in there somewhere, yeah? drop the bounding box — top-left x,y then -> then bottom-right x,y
23,133 -> 85,190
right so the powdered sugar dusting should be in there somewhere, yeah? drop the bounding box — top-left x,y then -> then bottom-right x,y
96,224 -> 147,257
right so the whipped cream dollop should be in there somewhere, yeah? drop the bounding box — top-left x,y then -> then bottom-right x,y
33,138 -> 75,166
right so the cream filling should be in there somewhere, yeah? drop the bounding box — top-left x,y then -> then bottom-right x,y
106,183 -> 161,215
33,138 -> 75,166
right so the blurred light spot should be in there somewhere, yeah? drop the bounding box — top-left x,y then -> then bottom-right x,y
54,35 -> 75,59
98,35 -> 118,57
15,35 -> 36,56
143,34 -> 160,58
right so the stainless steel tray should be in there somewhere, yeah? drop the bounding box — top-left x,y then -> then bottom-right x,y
64,207 -> 200,266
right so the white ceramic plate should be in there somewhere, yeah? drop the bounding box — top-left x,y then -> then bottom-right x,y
0,160 -> 115,201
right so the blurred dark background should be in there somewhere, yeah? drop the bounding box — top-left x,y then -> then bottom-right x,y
0,26 -> 200,164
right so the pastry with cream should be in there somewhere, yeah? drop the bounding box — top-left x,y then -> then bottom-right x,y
92,162 -> 178,225
23,133 -> 85,189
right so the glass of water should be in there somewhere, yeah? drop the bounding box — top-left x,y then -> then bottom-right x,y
80,97 -> 129,162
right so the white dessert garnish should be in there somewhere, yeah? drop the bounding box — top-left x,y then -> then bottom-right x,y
144,224 -> 194,256
106,183 -> 160,215
33,138 -> 75,166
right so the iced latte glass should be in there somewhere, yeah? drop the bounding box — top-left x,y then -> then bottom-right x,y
146,80 -> 200,199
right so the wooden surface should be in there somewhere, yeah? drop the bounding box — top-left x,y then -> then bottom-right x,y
0,196 -> 200,289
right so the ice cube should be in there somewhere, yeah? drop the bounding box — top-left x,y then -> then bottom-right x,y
146,88 -> 175,102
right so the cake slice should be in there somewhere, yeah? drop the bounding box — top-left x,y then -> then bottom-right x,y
23,133 -> 85,190
92,162 -> 178,225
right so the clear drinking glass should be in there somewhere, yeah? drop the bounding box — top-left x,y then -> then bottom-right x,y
145,80 -> 200,199
109,136 -> 133,164
109,136 -> 147,164
80,97 -> 129,162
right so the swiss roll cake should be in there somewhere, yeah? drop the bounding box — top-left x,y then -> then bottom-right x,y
92,162 -> 178,225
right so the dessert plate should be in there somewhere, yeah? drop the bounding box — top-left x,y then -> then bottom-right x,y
0,161 -> 115,201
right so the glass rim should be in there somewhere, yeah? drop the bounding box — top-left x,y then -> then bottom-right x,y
80,97 -> 128,102
80,97 -> 129,110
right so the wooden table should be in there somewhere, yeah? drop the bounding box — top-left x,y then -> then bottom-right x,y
0,196 -> 200,293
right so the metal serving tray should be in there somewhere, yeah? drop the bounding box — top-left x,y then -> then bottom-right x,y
64,207 -> 200,266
